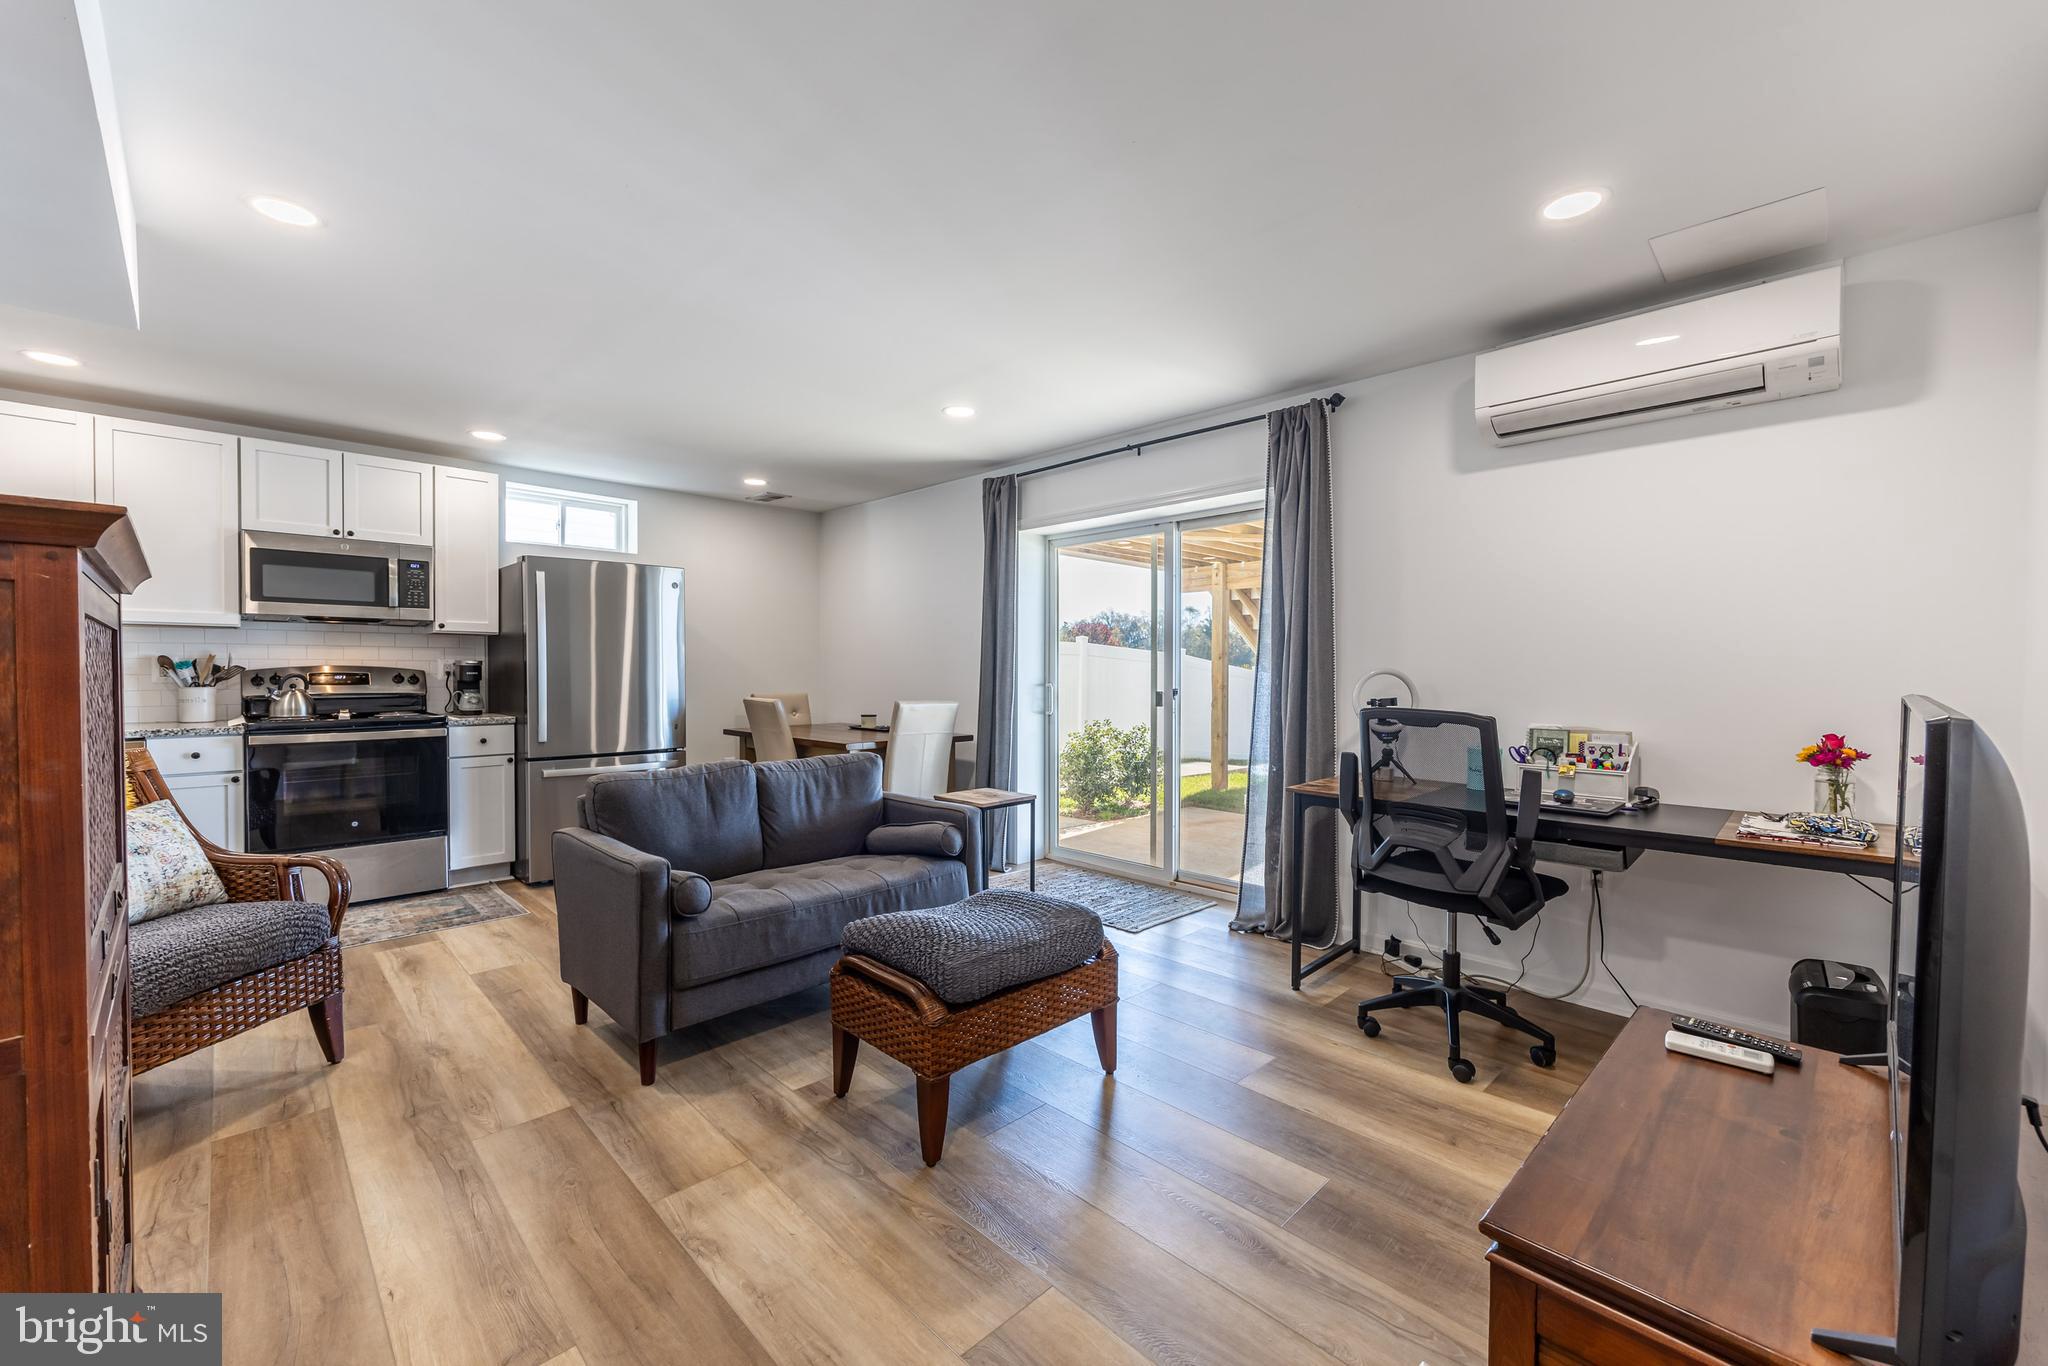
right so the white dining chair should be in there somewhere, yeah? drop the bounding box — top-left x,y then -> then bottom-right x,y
742,695 -> 799,761
880,701 -> 959,799
747,692 -> 812,726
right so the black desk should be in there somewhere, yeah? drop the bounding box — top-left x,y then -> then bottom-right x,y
1284,777 -> 1897,990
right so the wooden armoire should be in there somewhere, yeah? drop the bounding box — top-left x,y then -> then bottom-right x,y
0,495 -> 149,1291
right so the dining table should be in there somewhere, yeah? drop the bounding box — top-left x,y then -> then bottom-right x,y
722,720 -> 974,767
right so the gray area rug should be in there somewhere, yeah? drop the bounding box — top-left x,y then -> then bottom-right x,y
341,883 -> 528,948
991,861 -> 1223,933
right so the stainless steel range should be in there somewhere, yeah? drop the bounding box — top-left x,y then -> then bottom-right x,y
241,664 -> 450,902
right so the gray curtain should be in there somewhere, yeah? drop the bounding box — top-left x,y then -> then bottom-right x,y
1231,400 -> 1337,941
973,474 -> 1020,865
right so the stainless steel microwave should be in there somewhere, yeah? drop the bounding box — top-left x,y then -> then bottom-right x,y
241,530 -> 434,624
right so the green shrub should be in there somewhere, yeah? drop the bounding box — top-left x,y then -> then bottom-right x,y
1059,720 -> 1158,819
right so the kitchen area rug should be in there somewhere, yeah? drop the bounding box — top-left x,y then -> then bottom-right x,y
340,883 -> 529,948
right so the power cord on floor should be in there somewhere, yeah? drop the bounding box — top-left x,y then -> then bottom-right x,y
1592,870 -> 1640,1011
1393,870 -> 1639,1008
2025,1096 -> 2048,1155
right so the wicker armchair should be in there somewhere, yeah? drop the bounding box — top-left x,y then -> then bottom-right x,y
124,743 -> 352,1073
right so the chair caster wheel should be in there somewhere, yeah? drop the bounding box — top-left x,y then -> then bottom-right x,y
1359,1016 -> 1381,1038
1530,1045 -> 1556,1069
1449,1058 -> 1476,1084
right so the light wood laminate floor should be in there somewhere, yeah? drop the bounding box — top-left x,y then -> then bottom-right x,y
132,879 -> 1625,1366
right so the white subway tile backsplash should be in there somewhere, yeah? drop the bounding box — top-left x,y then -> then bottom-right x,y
126,623 -> 490,724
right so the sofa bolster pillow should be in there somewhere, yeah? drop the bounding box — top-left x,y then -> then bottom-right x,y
865,821 -> 964,858
668,870 -> 714,918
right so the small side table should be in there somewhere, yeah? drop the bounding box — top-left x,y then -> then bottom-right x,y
935,787 -> 1037,891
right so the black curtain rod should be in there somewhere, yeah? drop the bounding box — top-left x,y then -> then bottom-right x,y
1016,390 -> 1346,480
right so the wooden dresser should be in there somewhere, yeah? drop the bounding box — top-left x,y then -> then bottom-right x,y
0,496 -> 150,1292
1480,1008 -> 1895,1365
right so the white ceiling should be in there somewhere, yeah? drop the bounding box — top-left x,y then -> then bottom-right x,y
3,0 -> 2046,511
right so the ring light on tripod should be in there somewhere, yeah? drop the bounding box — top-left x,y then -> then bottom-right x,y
1350,668 -> 1419,787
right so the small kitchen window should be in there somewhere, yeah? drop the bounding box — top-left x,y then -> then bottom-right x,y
505,482 -> 639,554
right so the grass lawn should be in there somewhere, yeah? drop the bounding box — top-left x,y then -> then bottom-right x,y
1179,767 -> 1248,812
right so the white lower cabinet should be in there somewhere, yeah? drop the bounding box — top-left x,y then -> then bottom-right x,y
449,726 -> 516,870
144,737 -> 245,852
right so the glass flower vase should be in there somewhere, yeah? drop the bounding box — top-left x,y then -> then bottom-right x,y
1813,767 -> 1855,817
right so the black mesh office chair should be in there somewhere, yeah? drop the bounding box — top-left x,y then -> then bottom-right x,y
1341,708 -> 1566,1083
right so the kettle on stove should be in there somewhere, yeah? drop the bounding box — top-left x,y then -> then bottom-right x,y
268,674 -> 312,719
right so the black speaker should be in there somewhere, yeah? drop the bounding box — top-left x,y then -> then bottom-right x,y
1788,958 -> 1887,1055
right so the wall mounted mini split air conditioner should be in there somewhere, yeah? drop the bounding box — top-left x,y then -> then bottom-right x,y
1473,263 -> 1841,446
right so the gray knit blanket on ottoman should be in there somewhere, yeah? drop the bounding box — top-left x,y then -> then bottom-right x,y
839,889 -> 1104,1006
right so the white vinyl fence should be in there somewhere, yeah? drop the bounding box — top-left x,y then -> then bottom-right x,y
1055,639 -> 1253,763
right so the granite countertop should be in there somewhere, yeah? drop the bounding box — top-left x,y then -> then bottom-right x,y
128,713 -> 517,740
126,719 -> 247,740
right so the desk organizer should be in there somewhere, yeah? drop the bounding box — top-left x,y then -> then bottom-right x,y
1505,746 -> 1640,803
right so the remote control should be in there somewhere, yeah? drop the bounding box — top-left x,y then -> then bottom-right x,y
1669,1014 -> 1803,1066
1665,1029 -> 1775,1075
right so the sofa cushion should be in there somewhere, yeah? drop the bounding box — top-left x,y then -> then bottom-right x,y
130,899 -> 334,1018
674,852 -> 968,989
585,760 -> 762,880
669,870 -> 712,918
865,821 -> 963,858
840,890 -> 1105,1006
754,753 -> 884,867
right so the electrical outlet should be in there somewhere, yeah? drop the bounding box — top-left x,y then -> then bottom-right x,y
1382,935 -> 1403,957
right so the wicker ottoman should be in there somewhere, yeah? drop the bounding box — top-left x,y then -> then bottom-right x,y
829,890 -> 1117,1165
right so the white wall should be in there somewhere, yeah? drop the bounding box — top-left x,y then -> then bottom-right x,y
489,466 -> 822,762
1342,214 -> 2040,1034
817,212 -> 2044,1037
813,475 -> 986,744
0,382 -> 824,755
2027,186 -> 2048,1099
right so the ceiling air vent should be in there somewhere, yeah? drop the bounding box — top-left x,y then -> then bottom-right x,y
746,491 -> 791,503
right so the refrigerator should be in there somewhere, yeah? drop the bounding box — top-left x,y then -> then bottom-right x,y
488,557 -> 685,882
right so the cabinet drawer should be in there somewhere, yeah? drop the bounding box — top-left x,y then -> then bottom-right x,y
146,735 -> 243,776
447,724 -> 513,759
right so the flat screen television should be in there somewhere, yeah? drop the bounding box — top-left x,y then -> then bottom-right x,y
1816,696 -> 2029,1363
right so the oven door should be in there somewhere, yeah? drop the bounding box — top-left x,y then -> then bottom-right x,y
242,530 -> 431,623
245,727 -> 450,855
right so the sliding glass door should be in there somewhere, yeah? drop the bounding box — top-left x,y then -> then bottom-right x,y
1050,527 -> 1169,876
1049,507 -> 1264,889
1172,513 -> 1263,887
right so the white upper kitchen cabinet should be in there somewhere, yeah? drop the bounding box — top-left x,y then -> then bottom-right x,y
0,400 -> 94,502
93,417 -> 241,626
343,452 -> 434,545
432,465 -> 501,634
242,437 -> 345,538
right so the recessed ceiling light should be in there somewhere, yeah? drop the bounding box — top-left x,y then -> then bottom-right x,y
1635,334 -> 1681,347
21,349 -> 81,367
743,477 -> 768,487
248,195 -> 321,227
1541,188 -> 1606,221
942,405 -> 976,419
469,429 -> 507,442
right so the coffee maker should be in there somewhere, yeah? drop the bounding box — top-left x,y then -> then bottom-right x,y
445,659 -> 484,714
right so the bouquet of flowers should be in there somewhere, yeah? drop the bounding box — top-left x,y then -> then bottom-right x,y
1797,733 -> 1869,816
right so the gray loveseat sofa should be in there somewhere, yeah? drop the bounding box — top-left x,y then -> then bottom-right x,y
552,751 -> 981,1083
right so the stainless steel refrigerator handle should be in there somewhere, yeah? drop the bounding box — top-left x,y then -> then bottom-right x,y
539,760 -> 677,779
534,569 -> 549,744
252,727 -> 447,745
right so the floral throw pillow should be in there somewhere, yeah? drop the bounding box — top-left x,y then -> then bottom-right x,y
125,800 -> 228,924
